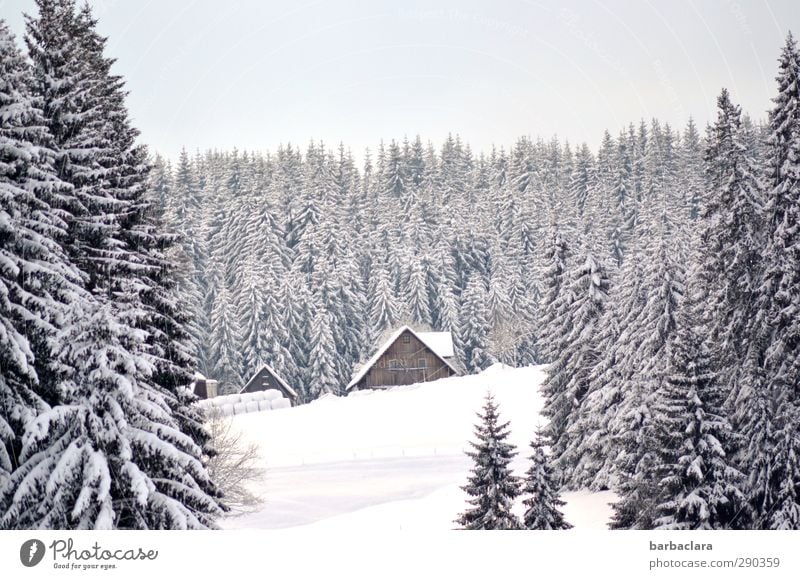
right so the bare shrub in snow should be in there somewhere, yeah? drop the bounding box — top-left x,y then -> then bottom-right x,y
205,409 -> 265,515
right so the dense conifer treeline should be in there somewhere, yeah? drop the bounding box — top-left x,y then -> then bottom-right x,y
158,114 -> 721,402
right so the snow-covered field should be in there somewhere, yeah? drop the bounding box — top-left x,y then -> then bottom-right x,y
221,364 -> 615,530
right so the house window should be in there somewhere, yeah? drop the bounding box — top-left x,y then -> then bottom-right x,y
417,358 -> 427,369
402,334 -> 411,344
388,359 -> 400,369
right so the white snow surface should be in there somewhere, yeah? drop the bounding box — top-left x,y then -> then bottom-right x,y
222,364 -> 616,530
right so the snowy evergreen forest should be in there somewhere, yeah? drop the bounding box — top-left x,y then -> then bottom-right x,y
2,0 -> 800,531
540,36 -> 800,530
155,108 -> 714,400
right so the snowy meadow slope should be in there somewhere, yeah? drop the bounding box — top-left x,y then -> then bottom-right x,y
221,365 -> 615,530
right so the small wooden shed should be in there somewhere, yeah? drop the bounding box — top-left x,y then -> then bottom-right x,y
346,326 -> 459,392
240,364 -> 299,406
192,372 -> 219,400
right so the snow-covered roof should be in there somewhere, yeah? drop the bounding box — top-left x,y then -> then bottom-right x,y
417,331 -> 455,358
193,371 -> 207,381
241,364 -> 299,400
346,326 -> 458,391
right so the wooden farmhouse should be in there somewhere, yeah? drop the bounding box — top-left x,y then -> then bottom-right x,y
240,364 -> 299,406
346,326 -> 459,392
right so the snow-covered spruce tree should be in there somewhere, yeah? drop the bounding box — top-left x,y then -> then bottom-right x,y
281,270 -> 313,401
149,155 -> 171,213
652,280 -> 747,530
167,148 -> 210,374
307,306 -> 339,400
430,242 -> 459,333
239,263 -> 290,381
0,20 -> 82,487
311,263 -> 350,386
568,143 -> 594,224
536,218 -> 572,365
209,281 -> 244,393
608,130 -> 632,266
681,118 -> 705,221
607,214 -> 685,528
25,0 -> 131,294
238,263 -> 268,377
486,242 -> 518,365
137,172 -> 222,496
457,275 -> 494,373
9,1 -> 224,527
566,128 -> 685,493
521,429 -> 572,530
405,257 -> 432,327
699,88 -> 765,416
560,232 -> 647,492
742,32 -> 800,530
0,300 -> 222,529
326,258 -> 368,386
456,393 -> 522,530
542,232 -> 609,465
91,24 -> 219,499
369,260 -> 401,337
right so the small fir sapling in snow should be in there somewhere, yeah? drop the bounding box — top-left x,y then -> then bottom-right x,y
456,392 -> 522,530
522,429 -> 572,530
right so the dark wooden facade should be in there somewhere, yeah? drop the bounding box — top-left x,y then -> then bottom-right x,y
241,365 -> 298,405
350,329 -> 457,390
193,375 -> 218,399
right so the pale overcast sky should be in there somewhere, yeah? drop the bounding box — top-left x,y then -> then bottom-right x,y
2,0 -> 797,160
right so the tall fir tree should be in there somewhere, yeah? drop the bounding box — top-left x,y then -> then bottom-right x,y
307,306 -> 339,400
0,20 -> 81,487
209,281 -> 244,393
699,89 -> 765,417
743,32 -> 800,530
537,219 -> 572,365
457,275 -> 493,373
542,233 -> 609,465
651,280 -> 747,530
2,1 -> 224,528
456,393 -> 521,530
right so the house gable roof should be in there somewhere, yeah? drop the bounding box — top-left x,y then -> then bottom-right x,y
345,326 -> 458,391
417,331 -> 455,358
240,364 -> 299,400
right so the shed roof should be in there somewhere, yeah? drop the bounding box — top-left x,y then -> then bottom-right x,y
240,364 -> 299,400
